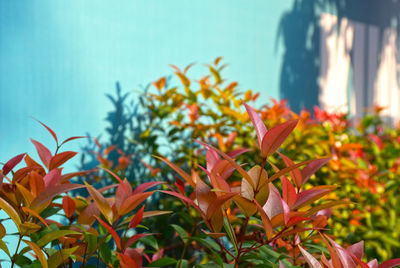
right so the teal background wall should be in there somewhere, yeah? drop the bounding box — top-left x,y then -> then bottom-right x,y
0,1 -> 297,264
0,1 -> 295,166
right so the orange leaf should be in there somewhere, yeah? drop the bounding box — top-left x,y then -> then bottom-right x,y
22,207 -> 50,230
49,151 -> 77,170
118,192 -> 154,216
29,171 -> 45,197
86,183 -> 113,224
153,155 -> 195,188
62,196 -> 76,218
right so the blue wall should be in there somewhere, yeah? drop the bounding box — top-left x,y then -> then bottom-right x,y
0,1 -> 296,263
0,1 -> 294,166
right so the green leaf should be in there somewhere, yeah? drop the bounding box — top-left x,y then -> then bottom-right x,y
47,246 -> 78,268
150,257 -> 177,267
99,242 -> 111,265
223,217 -> 238,255
36,230 -> 81,247
139,235 -> 158,250
85,232 -> 97,254
170,224 -> 188,243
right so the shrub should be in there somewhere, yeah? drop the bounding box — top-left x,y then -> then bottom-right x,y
2,108 -> 400,267
0,122 -> 164,267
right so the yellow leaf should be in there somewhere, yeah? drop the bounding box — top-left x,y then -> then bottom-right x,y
47,246 -> 78,268
20,222 -> 42,235
0,222 -> 5,239
0,240 -> 10,257
22,207 -> 50,230
0,197 -> 21,231
16,183 -> 34,206
23,239 -> 48,268
85,183 -> 113,224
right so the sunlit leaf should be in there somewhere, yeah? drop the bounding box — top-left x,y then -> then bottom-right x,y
23,239 -> 48,268
0,197 -> 21,231
298,245 -> 322,268
260,120 -> 298,158
86,183 -> 113,224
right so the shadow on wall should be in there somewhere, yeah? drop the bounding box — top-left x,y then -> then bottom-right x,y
277,0 -> 400,114
277,0 -> 321,113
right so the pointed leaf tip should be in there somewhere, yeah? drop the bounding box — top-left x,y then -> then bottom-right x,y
244,102 -> 267,148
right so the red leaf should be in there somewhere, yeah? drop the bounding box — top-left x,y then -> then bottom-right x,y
43,168 -> 62,188
129,205 -> 145,229
100,167 -> 130,194
30,183 -> 85,210
2,153 -> 26,176
293,186 -> 336,209
274,190 -> 290,225
31,139 -> 53,169
118,253 -> 138,268
175,177 -> 185,194
244,103 -> 267,148
133,181 -> 164,195
206,149 -> 220,171
267,159 -> 314,184
33,119 -> 58,145
95,216 -> 121,250
301,157 -> 331,185
62,195 -> 76,218
60,136 -> 87,146
159,190 -> 201,211
227,148 -> 251,158
260,120 -> 298,158
115,178 -> 132,210
206,192 -> 237,219
378,259 -> 400,268
195,140 -> 255,188
280,176 -> 297,208
325,235 -> 357,268
287,216 -> 310,227
346,240 -> 364,260
278,153 -> 302,188
254,199 -> 273,240
320,234 -> 345,268
369,134 -> 384,151
49,151 -> 77,170
124,233 -> 152,249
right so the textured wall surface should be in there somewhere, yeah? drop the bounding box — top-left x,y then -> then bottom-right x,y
0,1 -> 293,166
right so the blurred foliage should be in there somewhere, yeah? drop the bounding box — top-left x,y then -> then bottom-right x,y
80,58 -> 400,262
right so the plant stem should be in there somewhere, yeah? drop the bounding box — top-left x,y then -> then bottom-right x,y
11,235 -> 23,268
